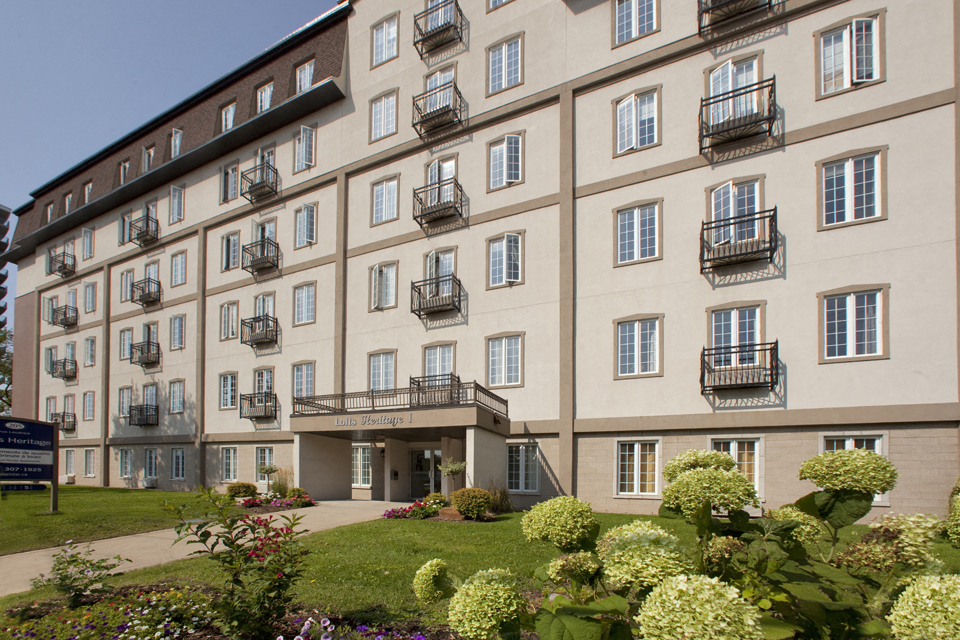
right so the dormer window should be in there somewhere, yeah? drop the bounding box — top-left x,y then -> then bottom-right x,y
221,103 -> 236,133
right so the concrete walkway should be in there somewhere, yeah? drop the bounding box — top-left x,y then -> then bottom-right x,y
0,499 -> 410,598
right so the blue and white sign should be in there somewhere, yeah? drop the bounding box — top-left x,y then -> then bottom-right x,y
0,419 -> 56,481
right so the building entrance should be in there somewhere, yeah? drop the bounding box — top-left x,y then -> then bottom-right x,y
410,449 -> 442,499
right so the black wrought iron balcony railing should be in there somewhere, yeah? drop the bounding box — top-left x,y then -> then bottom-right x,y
293,379 -> 508,419
130,341 -> 161,367
241,315 -> 279,346
240,392 -> 279,419
131,278 -> 161,306
241,163 -> 281,204
699,76 -> 776,154
413,178 -> 465,227
241,238 -> 280,274
130,216 -> 160,246
698,0 -> 774,35
411,274 -> 463,318
412,81 -> 465,136
701,341 -> 778,393
48,251 -> 76,278
413,0 -> 465,58
700,207 -> 778,272
409,373 -> 467,406
129,404 -> 159,426
53,412 -> 76,431
50,305 -> 79,328
50,359 -> 77,380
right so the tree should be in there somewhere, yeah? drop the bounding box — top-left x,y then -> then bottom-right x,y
0,329 -> 12,416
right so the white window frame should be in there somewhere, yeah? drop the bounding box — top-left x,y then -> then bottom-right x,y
120,212 -> 132,244
488,36 -> 522,94
615,0 -> 657,45
220,374 -> 237,409
296,61 -> 314,93
294,283 -> 316,325
45,396 -> 56,421
295,204 -> 317,247
171,252 -> 187,287
711,438 -> 762,494
119,387 -> 132,417
293,363 -> 314,398
83,182 -> 93,204
822,153 -> 880,227
83,392 -> 95,420
220,302 -> 238,340
144,449 -> 158,479
81,227 -> 94,259
171,315 -> 185,351
615,439 -> 659,496
371,92 -> 397,141
119,161 -> 130,186
83,282 -> 96,312
120,449 -> 132,478
65,450 -> 75,476
63,193 -> 72,215
488,233 -> 521,287
370,263 -> 397,310
369,352 -> 395,392
170,185 -> 184,223
820,16 -> 879,96
222,164 -> 239,202
615,90 -> 657,154
221,103 -> 236,133
372,15 -> 398,67
617,317 -> 659,376
222,232 -> 240,270
119,328 -> 133,360
221,447 -> 238,482
295,125 -> 315,172
171,448 -> 185,480
710,306 -> 760,367
171,128 -> 183,158
372,177 -> 398,225
256,447 -> 275,482
84,337 -> 96,367
84,449 -> 96,477
824,290 -> 881,359
487,335 -> 522,387
257,83 -> 274,113
507,443 -> 539,493
352,445 -> 373,487
617,203 -> 659,264
142,146 -> 155,173
170,380 -> 185,414
489,134 -> 522,190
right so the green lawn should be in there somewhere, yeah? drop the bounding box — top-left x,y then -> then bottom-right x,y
0,486 -> 215,555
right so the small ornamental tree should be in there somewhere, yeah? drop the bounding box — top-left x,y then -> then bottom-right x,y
661,467 -> 759,518
662,449 -> 737,483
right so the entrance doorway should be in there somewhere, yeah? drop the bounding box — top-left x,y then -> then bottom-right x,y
411,449 -> 442,499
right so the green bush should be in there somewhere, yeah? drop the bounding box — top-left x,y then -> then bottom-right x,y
546,551 -> 600,584
286,487 -> 308,500
798,448 -> 898,494
487,482 -> 514,514
425,491 -> 449,507
452,488 -> 492,520
661,467 -> 759,518
887,574 -> 960,640
662,449 -> 736,483
766,505 -> 824,546
413,558 -> 454,604
30,541 -> 130,607
226,482 -> 259,498
948,495 -> 960,546
521,496 -> 599,552
596,520 -> 691,590
635,575 -> 763,640
448,569 -> 525,640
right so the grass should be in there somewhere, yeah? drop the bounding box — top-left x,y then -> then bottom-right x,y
0,486 -> 216,555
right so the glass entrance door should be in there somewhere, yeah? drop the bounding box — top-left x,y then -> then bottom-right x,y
410,449 -> 442,499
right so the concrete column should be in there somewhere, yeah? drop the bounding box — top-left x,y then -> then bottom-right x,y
383,437 -> 407,502
295,433 -> 351,500
465,427 -> 506,490
440,436 -> 464,495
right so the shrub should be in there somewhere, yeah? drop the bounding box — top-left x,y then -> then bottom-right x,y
30,541 -> 130,607
487,481 -> 514,514
452,487 -> 492,520
287,487 -> 315,508
240,497 -> 263,508
425,492 -> 449,507
798,448 -> 898,494
547,552 -> 600,584
413,558 -> 454,604
408,500 -> 442,519
596,520 -> 692,590
661,468 -> 760,518
662,449 -> 736,483
635,575 -> 763,640
521,496 -> 599,551
701,536 -> 746,571
887,574 -> 960,640
227,482 -> 259,498
948,495 -> 960,546
448,569 -> 525,640
766,505 -> 823,545
272,467 -> 294,499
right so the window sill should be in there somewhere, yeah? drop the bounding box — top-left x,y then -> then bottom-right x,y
486,82 -> 523,99
613,493 -> 660,500
369,130 -> 398,145
614,371 -> 663,380
293,319 -> 318,327
817,214 -> 885,232
488,382 -> 524,390
611,28 -> 660,51
486,180 -> 524,194
486,281 -> 524,291
508,490 -> 540,496
613,139 -> 662,159
815,79 -> 884,101
614,254 -> 662,268
819,353 -> 889,365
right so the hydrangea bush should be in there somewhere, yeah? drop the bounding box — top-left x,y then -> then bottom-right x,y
869,514 -> 941,568
634,575 -> 763,640
766,505 -> 823,546
413,559 -> 454,604
595,520 -> 692,590
661,467 -> 760,518
887,575 -> 960,640
797,448 -> 898,494
447,569 -> 526,640
662,449 -> 737,483
947,495 -> 960,546
546,552 -> 601,584
521,496 -> 599,551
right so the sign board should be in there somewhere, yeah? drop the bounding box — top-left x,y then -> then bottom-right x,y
1,484 -> 48,491
0,419 -> 56,481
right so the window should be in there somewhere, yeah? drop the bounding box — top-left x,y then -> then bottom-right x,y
257,83 -> 274,113
295,125 -> 315,172
221,447 -> 238,482
614,0 -> 656,45
83,392 -> 95,420
825,436 -> 881,454
145,449 -> 157,478
372,177 -> 398,225
120,270 -> 133,302
293,363 -> 314,398
424,344 -> 453,378
712,439 -> 759,487
821,287 -> 887,361
45,203 -> 54,223
144,384 -> 158,407
222,232 -> 240,270
65,450 -> 75,476
120,212 -> 133,244
819,15 -> 881,97
370,263 -> 397,310
255,368 -> 274,394
352,446 -> 372,487
171,128 -> 183,158
294,283 -> 316,324
370,92 -> 397,141
296,61 -> 314,93
170,380 -> 184,414
372,15 -> 398,67
708,58 -> 758,126
489,135 -> 522,190
710,179 -> 760,243
424,249 -> 455,295
83,182 -> 93,204
63,394 -> 75,419
119,161 -> 130,186
84,449 -> 95,477
489,0 -> 513,9
64,193 -> 73,215
83,282 -> 96,312
119,387 -> 131,417
65,341 -> 76,363
369,352 -> 395,391
84,337 -> 96,367
617,316 -> 660,377
256,447 -> 274,482
507,443 -> 539,493
488,36 -> 522,94
711,306 -> 759,366
821,152 -> 881,228
487,334 -> 522,387
617,202 -> 659,264
171,252 -> 187,286
255,292 -> 275,317
222,164 -> 239,202
45,397 -> 56,421
221,103 -> 236,133
171,448 -> 185,480
617,440 -> 658,495
142,146 -> 155,173
295,204 -> 316,247
171,315 -> 185,350
145,261 -> 159,284
81,227 -> 94,260
221,302 -> 238,340
220,374 -> 237,409
615,90 -> 657,154
120,449 -> 132,478
119,329 -> 132,360
488,233 -> 521,287
170,185 -> 184,223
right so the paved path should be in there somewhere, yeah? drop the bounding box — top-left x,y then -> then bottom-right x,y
0,500 -> 410,598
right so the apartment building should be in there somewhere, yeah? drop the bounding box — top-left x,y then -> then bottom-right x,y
5,0 -> 959,516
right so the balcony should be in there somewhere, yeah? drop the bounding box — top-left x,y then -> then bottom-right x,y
698,0 -> 774,36
50,305 -> 79,328
53,412 -> 76,431
413,0 -> 464,58
413,178 -> 464,227
241,238 -> 280,274
293,379 -> 507,418
241,315 -> 279,346
130,215 -> 160,246
700,207 -> 778,272
411,274 -> 463,318
50,359 -> 77,380
409,373 -> 467,407
49,251 -> 76,278
240,392 -> 279,419
131,278 -> 161,306
129,404 -> 159,426
699,77 -> 776,154
241,163 -> 281,204
130,341 -> 161,367
701,341 -> 778,393
412,82 -> 465,136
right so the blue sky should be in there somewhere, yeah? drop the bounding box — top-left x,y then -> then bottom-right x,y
0,0 -> 339,331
